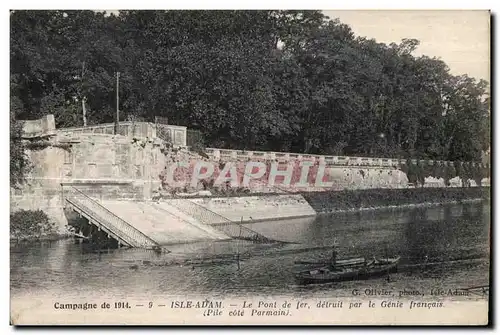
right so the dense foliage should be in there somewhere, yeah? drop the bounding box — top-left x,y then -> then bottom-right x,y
10,10 -> 490,161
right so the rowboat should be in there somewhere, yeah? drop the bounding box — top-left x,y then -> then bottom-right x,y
295,256 -> 401,285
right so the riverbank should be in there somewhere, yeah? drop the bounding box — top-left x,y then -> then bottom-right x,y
185,187 -> 490,224
10,208 -> 74,243
314,198 -> 485,215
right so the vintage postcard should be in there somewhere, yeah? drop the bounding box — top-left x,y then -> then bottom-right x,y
9,9 -> 491,326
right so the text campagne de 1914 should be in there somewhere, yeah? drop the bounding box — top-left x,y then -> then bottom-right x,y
48,288 -> 473,318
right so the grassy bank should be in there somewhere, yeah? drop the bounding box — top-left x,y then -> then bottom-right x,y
302,187 -> 490,214
10,209 -> 71,242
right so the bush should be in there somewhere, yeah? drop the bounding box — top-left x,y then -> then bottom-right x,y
10,209 -> 56,240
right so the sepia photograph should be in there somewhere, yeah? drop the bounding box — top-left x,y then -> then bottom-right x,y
8,8 -> 491,326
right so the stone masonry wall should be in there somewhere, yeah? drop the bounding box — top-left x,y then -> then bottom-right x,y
11,133 -> 169,230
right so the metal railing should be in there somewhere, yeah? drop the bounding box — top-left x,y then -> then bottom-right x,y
166,198 -> 282,243
64,186 -> 161,249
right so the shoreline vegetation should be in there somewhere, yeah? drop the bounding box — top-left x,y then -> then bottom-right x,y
10,187 -> 489,243
316,198 -> 485,215
301,187 -> 489,213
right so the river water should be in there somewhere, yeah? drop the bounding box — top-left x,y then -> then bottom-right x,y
11,202 -> 490,301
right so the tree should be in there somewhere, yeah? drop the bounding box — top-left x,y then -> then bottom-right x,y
10,10 -> 490,162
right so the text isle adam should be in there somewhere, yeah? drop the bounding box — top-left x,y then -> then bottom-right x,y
48,288 -> 472,318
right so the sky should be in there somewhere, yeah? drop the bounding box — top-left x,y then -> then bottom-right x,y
324,10 -> 490,82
